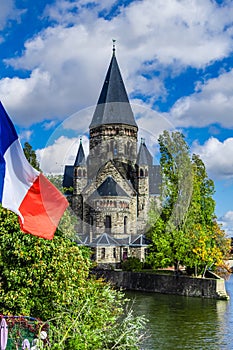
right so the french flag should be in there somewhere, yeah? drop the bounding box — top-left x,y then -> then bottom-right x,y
0,101 -> 68,240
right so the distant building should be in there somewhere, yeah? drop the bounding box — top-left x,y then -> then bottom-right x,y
63,46 -> 161,267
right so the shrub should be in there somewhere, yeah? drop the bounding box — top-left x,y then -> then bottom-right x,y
121,257 -> 143,272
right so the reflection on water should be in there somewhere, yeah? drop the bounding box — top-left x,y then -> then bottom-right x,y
126,275 -> 233,350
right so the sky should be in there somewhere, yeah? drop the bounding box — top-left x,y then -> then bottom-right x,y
0,0 -> 233,235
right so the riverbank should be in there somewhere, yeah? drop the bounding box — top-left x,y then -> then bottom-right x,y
94,269 -> 229,300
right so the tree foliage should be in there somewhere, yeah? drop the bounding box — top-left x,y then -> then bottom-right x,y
0,142 -> 146,348
0,206 -> 90,319
0,205 -> 146,348
147,131 -> 230,276
23,142 -> 40,171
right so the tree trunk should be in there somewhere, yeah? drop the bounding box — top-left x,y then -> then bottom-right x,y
202,265 -> 207,278
174,261 -> 179,275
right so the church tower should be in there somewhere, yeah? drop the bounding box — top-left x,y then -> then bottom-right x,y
63,43 -> 161,259
87,44 -> 138,182
136,138 -> 153,233
72,139 -> 87,231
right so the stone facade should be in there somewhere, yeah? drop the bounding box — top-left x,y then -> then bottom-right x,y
63,48 -> 161,266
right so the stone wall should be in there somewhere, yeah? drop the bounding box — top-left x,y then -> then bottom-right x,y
94,270 -> 229,300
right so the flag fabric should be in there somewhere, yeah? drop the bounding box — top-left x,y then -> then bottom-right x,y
0,101 -> 68,239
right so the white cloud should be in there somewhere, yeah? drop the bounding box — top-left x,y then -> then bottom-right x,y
218,211 -> 233,237
43,120 -> 57,130
169,69 -> 233,128
0,0 -> 24,31
0,69 -> 52,125
19,130 -> 33,142
43,0 -> 117,25
37,135 -> 89,174
192,137 -> 233,180
2,0 -> 233,126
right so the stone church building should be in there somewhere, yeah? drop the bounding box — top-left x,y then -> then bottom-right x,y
63,46 -> 160,267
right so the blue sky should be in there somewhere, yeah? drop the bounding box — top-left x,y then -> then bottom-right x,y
1,0 -> 233,234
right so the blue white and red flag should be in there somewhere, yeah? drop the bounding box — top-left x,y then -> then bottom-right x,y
0,101 -> 68,239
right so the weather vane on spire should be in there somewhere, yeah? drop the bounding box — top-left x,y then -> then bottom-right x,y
112,39 -> 116,53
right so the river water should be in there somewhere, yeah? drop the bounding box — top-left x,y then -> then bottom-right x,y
127,275 -> 233,350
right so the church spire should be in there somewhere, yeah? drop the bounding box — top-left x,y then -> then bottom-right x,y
74,138 -> 86,166
137,139 -> 153,166
112,39 -> 116,55
89,45 -> 137,129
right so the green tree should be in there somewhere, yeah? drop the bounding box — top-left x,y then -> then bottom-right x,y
47,174 -> 63,191
147,131 -> 229,276
147,131 -> 193,272
182,154 -> 230,275
0,206 -> 146,348
23,141 -> 40,170
158,130 -> 193,230
0,205 -> 90,319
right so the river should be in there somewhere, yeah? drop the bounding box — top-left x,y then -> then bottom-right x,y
127,275 -> 233,350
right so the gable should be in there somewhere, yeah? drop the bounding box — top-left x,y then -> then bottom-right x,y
82,160 -> 136,197
91,176 -> 129,198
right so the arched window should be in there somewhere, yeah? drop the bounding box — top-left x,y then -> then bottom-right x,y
129,145 -> 133,158
122,248 -> 128,260
105,215 -> 111,234
124,216 -> 127,234
78,169 -> 82,177
83,169 -> 86,177
101,248 -> 106,259
110,141 -> 114,153
90,215 -> 93,226
114,143 -> 117,156
89,215 -> 94,234
127,141 -> 130,154
140,169 -> 144,177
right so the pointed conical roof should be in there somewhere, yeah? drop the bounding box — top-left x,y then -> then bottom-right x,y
90,49 -> 137,129
137,139 -> 153,166
74,139 -> 86,166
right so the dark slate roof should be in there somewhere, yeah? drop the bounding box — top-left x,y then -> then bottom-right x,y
91,176 -> 129,198
137,140 -> 153,166
149,165 -> 161,195
130,234 -> 150,246
90,52 -> 137,128
75,233 -> 150,247
74,140 -> 86,166
116,237 -> 131,245
62,165 -> 74,188
89,233 -> 120,247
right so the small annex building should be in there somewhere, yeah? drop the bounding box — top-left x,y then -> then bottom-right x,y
63,45 -> 161,267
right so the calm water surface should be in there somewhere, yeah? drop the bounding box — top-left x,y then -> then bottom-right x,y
127,275 -> 233,350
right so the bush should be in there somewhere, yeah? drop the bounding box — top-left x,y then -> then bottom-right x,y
121,257 -> 143,272
0,207 -> 147,349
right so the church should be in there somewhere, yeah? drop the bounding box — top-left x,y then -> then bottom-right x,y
63,45 -> 161,267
